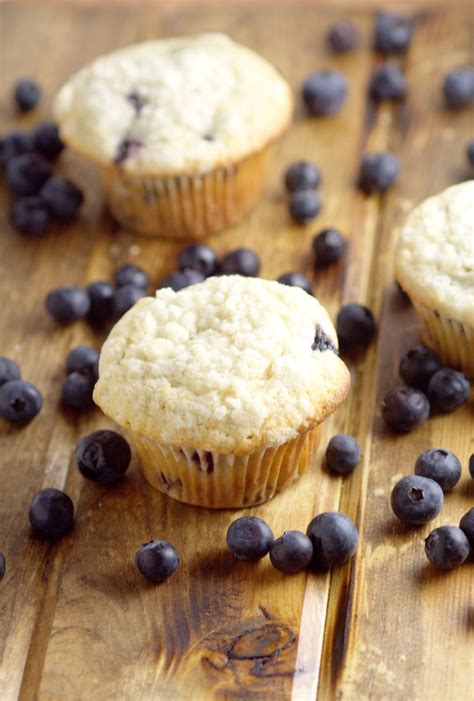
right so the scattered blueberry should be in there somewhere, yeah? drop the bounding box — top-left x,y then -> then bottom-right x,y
327,21 -> 359,53
459,508 -> 474,548
312,326 -> 338,352
13,78 -> 42,112
313,228 -> 346,267
427,368 -> 470,413
374,12 -> 414,55
135,540 -> 180,583
390,475 -> 443,526
220,248 -> 261,277
370,64 -> 406,101
0,357 -> 21,386
289,190 -> 322,223
5,153 -> 51,197
45,286 -> 90,323
160,269 -> 205,292
269,531 -> 313,574
178,244 -> 218,276
31,121 -> 64,161
302,70 -> 348,116
306,512 -> 358,570
382,386 -> 430,432
114,263 -> 149,290
86,281 -> 114,326
467,140 -> 474,167
28,488 -> 74,539
336,303 -> 376,348
414,449 -> 461,492
0,130 -> 33,167
443,68 -> 474,108
358,153 -> 399,193
66,345 -> 99,382
284,161 -> 321,192
326,434 -> 361,476
399,345 -> 442,391
61,371 -> 95,410
40,177 -> 84,220
469,454 -> 474,479
76,430 -> 131,484
226,516 -> 274,561
0,552 -> 5,581
425,526 -> 470,570
10,196 -> 50,236
112,284 -> 146,317
277,272 -> 313,295
0,380 -> 42,425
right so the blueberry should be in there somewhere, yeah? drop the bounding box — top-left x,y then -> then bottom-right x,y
443,68 -> 474,108
467,140 -> 474,167
374,12 -> 414,55
414,449 -> 461,492
178,244 -> 218,276
13,78 -> 42,112
277,272 -> 313,295
427,368 -> 470,412
469,454 -> 474,479
66,345 -> 99,382
220,248 -> 261,277
336,303 -> 376,348
369,64 -> 406,101
31,121 -> 64,161
459,508 -> 474,548
358,153 -> 399,193
28,488 -> 74,539
86,281 -> 114,326
382,386 -> 430,432
112,284 -> 146,318
0,380 -> 42,425
10,196 -> 50,236
326,434 -> 361,475
269,531 -> 313,574
226,516 -> 274,561
425,526 -> 470,570
327,21 -> 359,53
302,70 -> 348,116
306,512 -> 358,570
0,552 -> 5,581
5,153 -> 51,197
313,228 -> 346,267
289,190 -> 321,224
390,475 -> 443,525
45,286 -> 90,323
76,430 -> 131,484
284,161 -> 321,192
40,177 -> 84,220
61,371 -> 95,410
399,345 -> 442,391
114,263 -> 149,290
0,357 -> 21,386
0,130 -> 34,167
160,269 -> 205,292
135,540 -> 179,583
312,326 -> 338,352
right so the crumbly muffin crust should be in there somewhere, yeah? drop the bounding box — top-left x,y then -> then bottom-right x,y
395,181 -> 474,326
53,34 -> 293,176
94,276 -> 350,454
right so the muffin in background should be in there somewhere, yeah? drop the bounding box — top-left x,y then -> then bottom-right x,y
53,34 -> 293,239
395,181 -> 474,376
93,276 -> 350,509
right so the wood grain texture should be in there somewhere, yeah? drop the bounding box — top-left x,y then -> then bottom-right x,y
0,3 -> 473,701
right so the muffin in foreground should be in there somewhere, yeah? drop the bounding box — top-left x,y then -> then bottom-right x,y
53,34 -> 293,239
93,276 -> 350,508
395,181 -> 474,376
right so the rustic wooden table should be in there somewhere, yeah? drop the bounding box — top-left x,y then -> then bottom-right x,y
1,2 -> 473,700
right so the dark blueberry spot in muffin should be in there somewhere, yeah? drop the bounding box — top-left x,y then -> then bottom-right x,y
312,326 -> 338,353
203,451 -> 214,474
115,139 -> 143,164
126,91 -> 146,113
202,133 -> 214,142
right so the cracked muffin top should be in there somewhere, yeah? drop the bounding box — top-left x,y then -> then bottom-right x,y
395,181 -> 474,326
53,34 -> 293,176
93,276 -> 350,455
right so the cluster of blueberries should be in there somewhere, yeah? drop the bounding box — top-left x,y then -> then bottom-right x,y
390,451 -> 474,570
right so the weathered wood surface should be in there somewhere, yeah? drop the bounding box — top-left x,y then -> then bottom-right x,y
0,3 -> 473,700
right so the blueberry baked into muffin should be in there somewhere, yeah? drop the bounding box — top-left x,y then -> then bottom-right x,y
53,34 -> 293,238
395,181 -> 474,376
93,276 -> 350,508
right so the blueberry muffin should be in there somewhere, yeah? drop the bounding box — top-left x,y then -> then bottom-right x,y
93,276 -> 350,508
53,34 -> 293,239
395,181 -> 474,376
